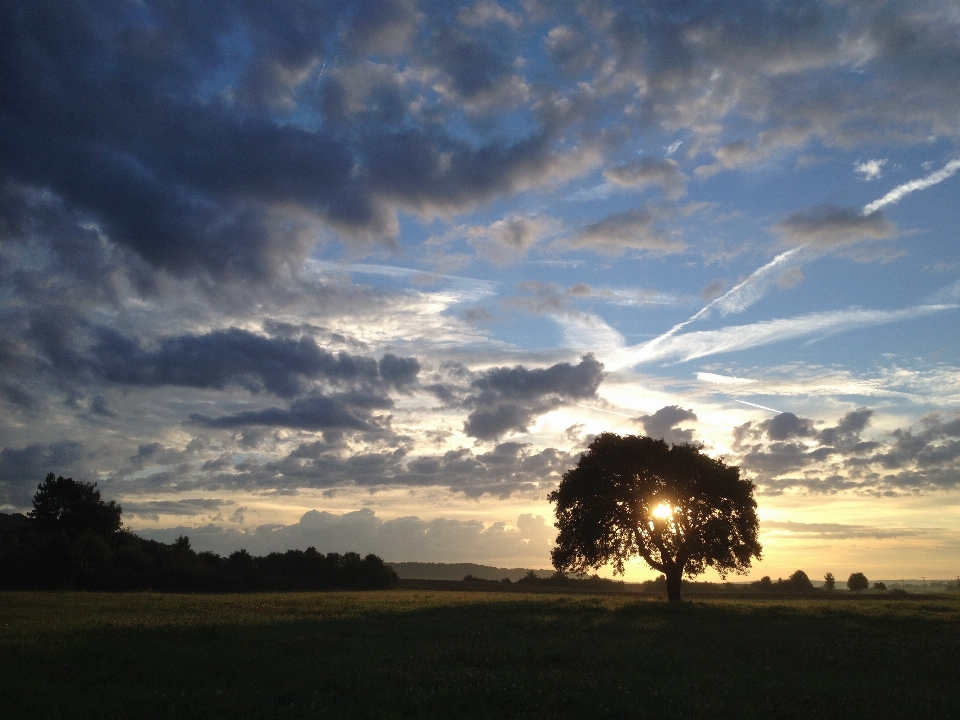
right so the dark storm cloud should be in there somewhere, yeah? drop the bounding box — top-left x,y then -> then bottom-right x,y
3,0 -> 958,289
158,440 -> 576,499
35,325 -> 420,398
190,395 -> 376,431
0,441 -> 87,506
0,0 -> 586,281
431,25 -> 512,100
463,355 -> 605,440
636,405 -> 697,445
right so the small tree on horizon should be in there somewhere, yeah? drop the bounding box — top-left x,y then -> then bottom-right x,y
549,433 -> 761,602
847,572 -> 869,593
823,572 -> 836,591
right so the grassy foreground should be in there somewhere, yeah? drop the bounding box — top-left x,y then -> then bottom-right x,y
1,590 -> 958,719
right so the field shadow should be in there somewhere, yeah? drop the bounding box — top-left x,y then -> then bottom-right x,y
2,593 -> 958,719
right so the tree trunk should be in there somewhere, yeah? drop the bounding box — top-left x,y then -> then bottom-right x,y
665,567 -> 682,602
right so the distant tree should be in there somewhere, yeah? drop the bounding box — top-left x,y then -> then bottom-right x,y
873,581 -> 887,592
29,473 -> 122,538
550,434 -> 761,602
847,572 -> 869,593
751,575 -> 774,591
786,570 -> 814,592
823,572 -> 836,591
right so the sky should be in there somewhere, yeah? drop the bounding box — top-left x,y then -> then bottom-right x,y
2,0 -> 960,582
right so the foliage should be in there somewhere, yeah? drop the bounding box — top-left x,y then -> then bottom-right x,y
847,572 -> 869,593
749,571 -> 815,593
823,572 -> 836,591
873,581 -> 887,592
29,473 -> 122,537
549,433 -> 761,601
785,570 -> 814,592
0,475 -> 397,592
512,569 -> 624,590
751,575 -> 774,590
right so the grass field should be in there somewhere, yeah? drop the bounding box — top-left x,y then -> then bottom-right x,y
1,590 -> 958,719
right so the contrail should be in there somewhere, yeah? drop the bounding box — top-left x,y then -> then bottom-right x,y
638,247 -> 803,358
575,403 -> 636,418
734,399 -> 782,414
863,159 -> 960,215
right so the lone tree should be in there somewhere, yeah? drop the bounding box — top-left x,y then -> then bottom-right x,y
847,572 -> 869,593
549,433 -> 762,602
823,572 -> 836,591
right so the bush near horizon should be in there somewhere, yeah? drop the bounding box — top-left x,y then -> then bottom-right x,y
0,474 -> 397,592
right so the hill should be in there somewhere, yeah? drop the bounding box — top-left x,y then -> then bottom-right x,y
387,561 -> 552,582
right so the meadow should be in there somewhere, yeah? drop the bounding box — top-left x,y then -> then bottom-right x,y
1,590 -> 958,719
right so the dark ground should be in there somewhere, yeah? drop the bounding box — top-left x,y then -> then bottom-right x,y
1,590 -> 958,719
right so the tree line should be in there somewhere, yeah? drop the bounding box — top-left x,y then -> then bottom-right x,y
0,474 -> 398,592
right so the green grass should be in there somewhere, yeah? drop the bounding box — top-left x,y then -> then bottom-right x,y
1,590 -> 958,719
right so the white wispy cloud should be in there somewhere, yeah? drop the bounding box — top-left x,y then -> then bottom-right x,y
697,372 -> 754,385
634,247 -> 804,362
578,303 -> 958,371
863,159 -> 960,214
619,304 -> 958,365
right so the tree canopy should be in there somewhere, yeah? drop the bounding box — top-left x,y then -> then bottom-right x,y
29,473 -> 123,538
549,433 -> 762,601
847,572 -> 869,593
2,473 -> 397,591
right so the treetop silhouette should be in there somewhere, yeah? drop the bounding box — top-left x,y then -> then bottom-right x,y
29,473 -> 122,538
549,433 -> 762,601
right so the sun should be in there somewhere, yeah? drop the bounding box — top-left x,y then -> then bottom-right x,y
651,503 -> 673,520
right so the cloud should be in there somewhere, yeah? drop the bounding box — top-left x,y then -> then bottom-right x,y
0,441 -> 88,507
458,1 -> 522,30
863,159 -> 960,215
568,207 -> 685,255
464,215 -> 555,265
762,520 -> 927,540
775,205 -> 895,248
733,409 -> 960,495
0,1 -> 599,281
637,405 -> 697,444
855,159 -> 887,181
604,157 -> 687,200
624,248 -> 805,368
144,439 -> 577,499
123,498 -> 230,522
545,25 -> 598,76
136,508 -> 556,564
463,355 -> 605,440
51,326 -> 421,398
190,395 -> 377,432
622,303 -> 958,366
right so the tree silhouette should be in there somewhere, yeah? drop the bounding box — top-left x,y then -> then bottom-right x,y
786,569 -> 814,592
29,473 -> 122,538
823,572 -> 836,591
549,433 -> 761,602
847,572 -> 868,593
